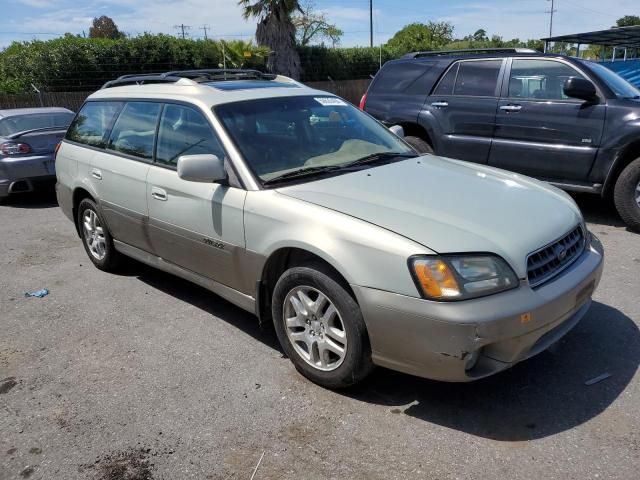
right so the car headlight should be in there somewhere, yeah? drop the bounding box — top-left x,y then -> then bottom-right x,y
409,254 -> 518,301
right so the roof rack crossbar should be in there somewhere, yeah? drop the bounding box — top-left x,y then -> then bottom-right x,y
404,48 -> 539,58
101,68 -> 278,89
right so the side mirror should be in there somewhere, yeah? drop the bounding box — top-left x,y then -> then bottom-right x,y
389,125 -> 405,138
177,154 -> 227,183
563,77 -> 597,101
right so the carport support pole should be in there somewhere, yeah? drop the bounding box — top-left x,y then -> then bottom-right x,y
576,43 -> 581,58
544,40 -> 549,53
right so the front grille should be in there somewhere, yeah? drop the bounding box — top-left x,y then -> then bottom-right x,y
527,226 -> 586,288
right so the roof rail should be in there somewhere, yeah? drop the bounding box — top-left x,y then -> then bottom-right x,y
403,48 -> 539,59
101,68 -> 277,89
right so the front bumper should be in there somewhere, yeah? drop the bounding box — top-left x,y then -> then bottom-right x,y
353,234 -> 604,382
0,153 -> 56,197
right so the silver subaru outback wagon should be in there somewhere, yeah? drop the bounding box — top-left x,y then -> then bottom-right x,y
56,69 -> 604,388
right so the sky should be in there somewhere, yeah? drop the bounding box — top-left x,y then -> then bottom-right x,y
1,0 -> 639,49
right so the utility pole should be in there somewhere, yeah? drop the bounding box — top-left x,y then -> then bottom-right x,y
174,24 -> 191,39
546,0 -> 557,38
369,0 -> 373,48
200,24 -> 210,40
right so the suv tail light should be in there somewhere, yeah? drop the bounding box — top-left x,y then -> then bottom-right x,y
359,93 -> 367,111
1,142 -> 31,156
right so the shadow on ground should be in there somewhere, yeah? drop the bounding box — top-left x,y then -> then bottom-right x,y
115,256 -> 640,443
571,193 -> 627,229
122,261 -> 282,353
346,301 -> 639,441
1,185 -> 58,209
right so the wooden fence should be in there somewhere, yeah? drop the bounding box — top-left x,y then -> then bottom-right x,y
0,79 -> 370,112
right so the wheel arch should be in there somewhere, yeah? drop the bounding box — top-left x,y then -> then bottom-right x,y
256,246 -> 356,325
397,122 -> 434,148
603,140 -> 640,197
71,186 -> 96,236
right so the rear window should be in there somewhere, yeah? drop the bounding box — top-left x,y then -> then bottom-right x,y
453,60 -> 502,97
107,102 -> 161,160
0,112 -> 74,137
370,62 -> 433,94
66,102 -> 122,148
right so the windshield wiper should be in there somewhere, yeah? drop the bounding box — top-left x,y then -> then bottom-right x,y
262,165 -> 343,185
340,151 -> 415,168
262,152 -> 415,186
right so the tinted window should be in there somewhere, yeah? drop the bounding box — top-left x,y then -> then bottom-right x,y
156,104 -> 225,167
107,102 -> 161,160
509,59 -> 586,100
66,102 -> 121,148
216,96 -> 412,182
0,112 -> 75,137
454,60 -> 502,96
370,62 -> 433,93
433,63 -> 458,95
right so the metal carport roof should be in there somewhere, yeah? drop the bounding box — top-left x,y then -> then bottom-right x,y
542,25 -> 640,48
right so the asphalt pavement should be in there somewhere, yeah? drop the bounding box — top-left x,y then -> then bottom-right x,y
0,188 -> 638,480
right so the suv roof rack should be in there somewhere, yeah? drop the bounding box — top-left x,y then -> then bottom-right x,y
403,48 -> 539,59
101,69 -> 277,89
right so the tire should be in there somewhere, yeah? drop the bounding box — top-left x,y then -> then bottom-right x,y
272,263 -> 374,389
76,198 -> 122,271
404,136 -> 434,154
613,157 -> 640,232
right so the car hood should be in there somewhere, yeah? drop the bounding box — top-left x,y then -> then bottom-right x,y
276,156 -> 583,278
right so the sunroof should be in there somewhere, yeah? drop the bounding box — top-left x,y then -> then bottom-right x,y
207,80 -> 301,91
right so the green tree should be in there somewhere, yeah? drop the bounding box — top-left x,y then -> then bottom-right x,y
386,22 -> 454,54
88,16 -> 125,39
615,15 -> 640,27
238,0 -> 302,79
473,29 -> 487,42
292,1 -> 343,47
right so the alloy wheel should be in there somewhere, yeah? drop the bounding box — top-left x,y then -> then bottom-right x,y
283,286 -> 347,371
82,209 -> 107,261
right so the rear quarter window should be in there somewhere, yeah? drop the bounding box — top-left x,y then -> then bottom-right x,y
370,62 -> 434,94
66,102 -> 122,148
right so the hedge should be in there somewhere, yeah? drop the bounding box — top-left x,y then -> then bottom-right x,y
0,35 -> 398,93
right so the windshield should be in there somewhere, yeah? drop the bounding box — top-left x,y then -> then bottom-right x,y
214,95 -> 413,183
0,112 -> 74,137
583,61 -> 640,99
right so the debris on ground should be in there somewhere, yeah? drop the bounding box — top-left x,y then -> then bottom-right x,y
585,373 -> 612,386
87,448 -> 155,480
24,289 -> 49,298
250,451 -> 265,480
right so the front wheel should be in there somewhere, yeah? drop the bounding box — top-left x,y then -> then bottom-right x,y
613,157 -> 640,232
272,263 -> 374,389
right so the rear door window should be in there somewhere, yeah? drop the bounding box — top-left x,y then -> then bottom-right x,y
66,102 -> 122,148
107,102 -> 161,160
155,104 -> 225,168
453,60 -> 502,97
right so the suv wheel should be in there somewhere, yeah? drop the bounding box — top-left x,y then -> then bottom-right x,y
77,198 -> 121,271
613,157 -> 640,232
405,136 -> 434,154
272,263 -> 374,388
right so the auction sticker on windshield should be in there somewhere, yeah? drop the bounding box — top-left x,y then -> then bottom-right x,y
315,97 -> 348,106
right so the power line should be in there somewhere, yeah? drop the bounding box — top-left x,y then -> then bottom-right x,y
546,0 -> 557,37
200,25 -> 210,41
173,24 -> 191,40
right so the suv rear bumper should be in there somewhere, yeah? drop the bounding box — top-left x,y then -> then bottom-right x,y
352,234 -> 604,382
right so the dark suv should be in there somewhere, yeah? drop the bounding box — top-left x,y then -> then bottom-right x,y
361,48 -> 640,230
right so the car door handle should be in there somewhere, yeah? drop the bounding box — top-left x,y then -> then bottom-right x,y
431,101 -> 449,108
500,105 -> 522,112
151,187 -> 167,201
91,168 -> 102,180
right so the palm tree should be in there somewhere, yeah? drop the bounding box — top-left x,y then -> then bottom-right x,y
238,0 -> 302,79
